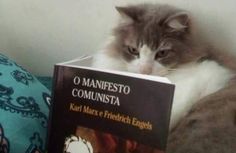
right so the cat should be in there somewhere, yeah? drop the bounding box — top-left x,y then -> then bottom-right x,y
92,3 -> 236,153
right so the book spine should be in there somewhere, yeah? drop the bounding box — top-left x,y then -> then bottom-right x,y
46,65 -> 64,151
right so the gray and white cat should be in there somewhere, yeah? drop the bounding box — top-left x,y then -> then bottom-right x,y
92,3 -> 236,153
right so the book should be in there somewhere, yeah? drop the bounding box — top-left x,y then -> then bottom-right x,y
47,56 -> 175,153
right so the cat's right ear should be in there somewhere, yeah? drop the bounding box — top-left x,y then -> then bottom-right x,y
115,6 -> 143,24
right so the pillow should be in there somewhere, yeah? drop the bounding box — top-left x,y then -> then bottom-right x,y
0,53 -> 51,153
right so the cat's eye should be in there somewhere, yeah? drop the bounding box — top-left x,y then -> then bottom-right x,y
127,46 -> 139,56
155,49 -> 170,59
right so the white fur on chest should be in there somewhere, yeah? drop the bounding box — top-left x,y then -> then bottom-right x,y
92,53 -> 234,130
168,61 -> 234,129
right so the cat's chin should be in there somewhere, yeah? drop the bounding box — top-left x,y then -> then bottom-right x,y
126,63 -> 170,76
125,69 -> 170,77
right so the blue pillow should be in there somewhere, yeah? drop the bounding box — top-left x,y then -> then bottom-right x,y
0,53 -> 51,153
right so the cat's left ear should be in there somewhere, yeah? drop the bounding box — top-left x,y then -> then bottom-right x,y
116,6 -> 144,24
164,12 -> 190,32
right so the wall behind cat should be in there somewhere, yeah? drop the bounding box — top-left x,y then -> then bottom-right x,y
0,0 -> 236,76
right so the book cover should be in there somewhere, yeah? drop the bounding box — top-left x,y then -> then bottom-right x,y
47,56 -> 175,153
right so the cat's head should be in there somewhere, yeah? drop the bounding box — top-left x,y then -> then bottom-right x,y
109,4 -> 206,76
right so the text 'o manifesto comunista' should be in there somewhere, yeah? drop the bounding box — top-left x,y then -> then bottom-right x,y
72,76 -> 131,106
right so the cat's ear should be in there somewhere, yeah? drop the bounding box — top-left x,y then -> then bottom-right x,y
116,6 -> 143,24
164,12 -> 190,32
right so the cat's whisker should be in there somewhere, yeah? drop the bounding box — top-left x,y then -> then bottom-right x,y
156,70 -> 169,76
168,69 -> 177,71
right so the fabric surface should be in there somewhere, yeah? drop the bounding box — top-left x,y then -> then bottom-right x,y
0,53 -> 51,153
37,77 -> 53,91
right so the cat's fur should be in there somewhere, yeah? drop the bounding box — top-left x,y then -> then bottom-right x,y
92,3 -> 236,153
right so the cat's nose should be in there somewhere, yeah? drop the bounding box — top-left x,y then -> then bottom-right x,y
139,64 -> 153,74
